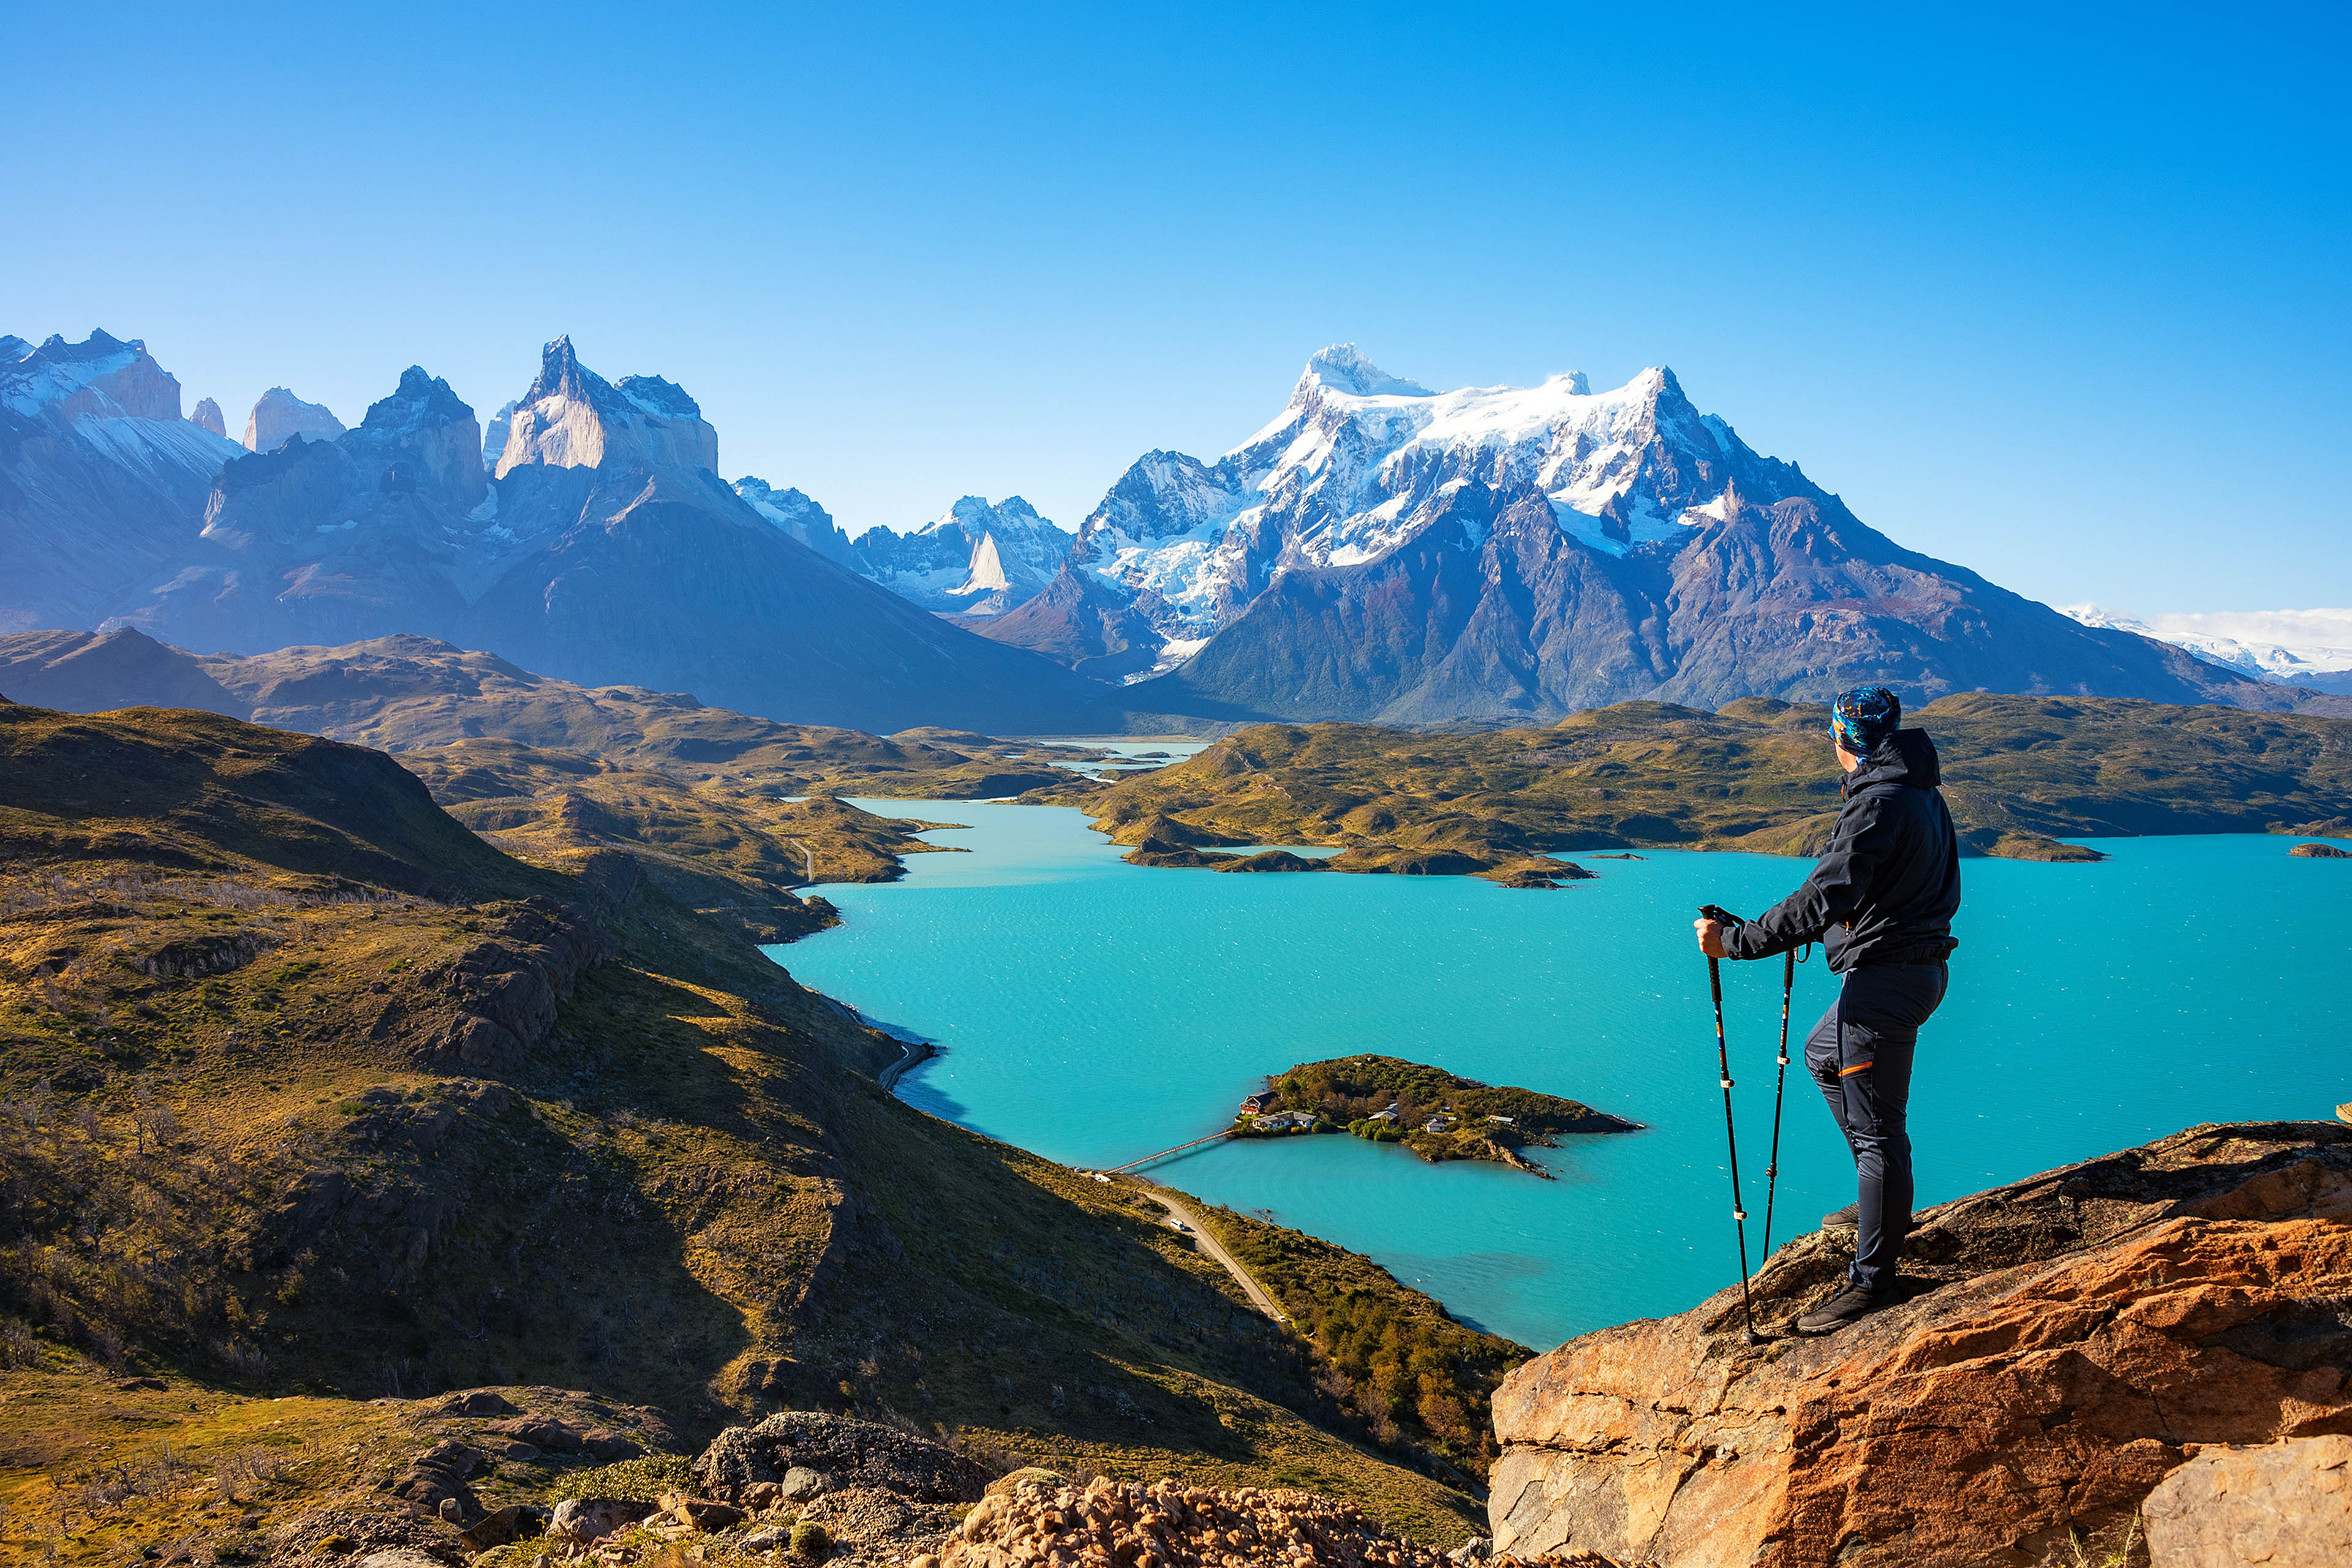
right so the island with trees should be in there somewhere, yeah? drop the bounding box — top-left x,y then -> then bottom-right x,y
1229,1054 -> 1639,1177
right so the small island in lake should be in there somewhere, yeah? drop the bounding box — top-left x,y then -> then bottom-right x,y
1230,1054 -> 1639,1178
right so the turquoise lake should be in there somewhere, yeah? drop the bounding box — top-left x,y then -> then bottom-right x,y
769,805 -> 2352,1350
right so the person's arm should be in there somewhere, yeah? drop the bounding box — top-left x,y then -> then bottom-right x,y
1721,793 -> 1894,960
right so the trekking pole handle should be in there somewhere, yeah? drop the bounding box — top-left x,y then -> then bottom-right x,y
1698,903 -> 1746,927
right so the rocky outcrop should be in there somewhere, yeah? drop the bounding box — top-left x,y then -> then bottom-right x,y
2141,1434 -> 2351,1566
691,1412 -> 989,1506
2290,842 -> 2351,858
244,386 -> 346,451
1488,1120 -> 2352,1568
189,396 -> 227,437
413,897 -> 614,1071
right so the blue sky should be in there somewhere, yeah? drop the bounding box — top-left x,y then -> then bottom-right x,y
6,1 -> 2345,611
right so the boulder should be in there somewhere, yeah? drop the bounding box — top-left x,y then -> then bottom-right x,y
657,1490 -> 747,1531
780,1465 -> 828,1501
437,1389 -> 518,1417
548,1496 -> 656,1544
690,1412 -> 987,1506
983,1467 -> 1063,1498
458,1503 -> 547,1551
386,1441 -> 481,1521
355,1553 -> 446,1568
2142,1436 -> 2352,1566
1489,1121 -> 2352,1568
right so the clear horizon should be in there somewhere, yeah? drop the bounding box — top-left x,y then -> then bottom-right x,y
7,1 -> 2345,615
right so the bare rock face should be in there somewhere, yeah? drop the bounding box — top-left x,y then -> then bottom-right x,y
495,335 -> 717,477
2141,1435 -> 2352,1566
1488,1121 -> 2352,1568
244,385 -> 346,451
190,395 -> 227,436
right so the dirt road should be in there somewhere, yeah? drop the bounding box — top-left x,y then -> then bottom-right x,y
1136,1185 -> 1290,1325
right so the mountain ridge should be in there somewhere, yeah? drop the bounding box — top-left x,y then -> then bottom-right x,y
982,346 -> 2298,722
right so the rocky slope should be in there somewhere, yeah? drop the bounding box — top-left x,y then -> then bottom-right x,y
982,345 -> 2297,722
1487,1119 -> 2352,1567
85,337 -> 1123,733
0,331 -> 244,632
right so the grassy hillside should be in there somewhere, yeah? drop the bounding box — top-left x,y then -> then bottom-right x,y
1066,694 -> 2352,868
0,700 -> 1487,1555
1178,1202 -> 1530,1487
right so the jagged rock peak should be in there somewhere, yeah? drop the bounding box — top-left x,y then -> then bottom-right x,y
1297,342 -> 1432,399
189,397 -> 227,437
361,366 -> 473,435
244,387 -> 345,452
0,335 -> 31,363
483,399 -> 518,466
2,330 -> 186,422
497,335 -> 718,478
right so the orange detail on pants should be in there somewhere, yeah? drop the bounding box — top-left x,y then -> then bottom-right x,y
1839,1061 -> 1873,1076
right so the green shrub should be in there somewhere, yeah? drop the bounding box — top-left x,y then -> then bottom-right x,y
546,1452 -> 693,1502
791,1521 -> 831,1558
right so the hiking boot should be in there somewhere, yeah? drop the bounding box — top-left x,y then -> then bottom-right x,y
1797,1283 -> 1898,1335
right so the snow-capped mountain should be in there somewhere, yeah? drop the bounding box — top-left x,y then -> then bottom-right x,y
848,496 -> 1073,617
243,387 -> 345,451
0,330 -> 244,631
984,344 -> 2285,718
2062,606 -> 2352,695
85,336 -> 1115,734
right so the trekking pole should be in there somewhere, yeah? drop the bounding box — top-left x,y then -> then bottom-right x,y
1758,946 -> 1795,1259
1698,905 -> 1760,1344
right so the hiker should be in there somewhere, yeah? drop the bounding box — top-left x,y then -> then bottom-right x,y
1694,685 -> 1961,1333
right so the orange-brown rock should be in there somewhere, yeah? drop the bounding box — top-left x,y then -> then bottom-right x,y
1489,1121 -> 2352,1568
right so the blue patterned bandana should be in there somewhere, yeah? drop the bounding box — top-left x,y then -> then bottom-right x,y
1832,685 -> 1901,753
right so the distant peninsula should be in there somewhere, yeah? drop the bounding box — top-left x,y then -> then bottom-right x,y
1046,695 -> 2352,873
1231,1055 -> 1640,1178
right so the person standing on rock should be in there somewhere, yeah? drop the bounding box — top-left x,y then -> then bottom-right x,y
1694,685 -> 1961,1334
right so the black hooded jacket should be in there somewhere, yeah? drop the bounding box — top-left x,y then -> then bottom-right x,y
1722,728 -> 1962,973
